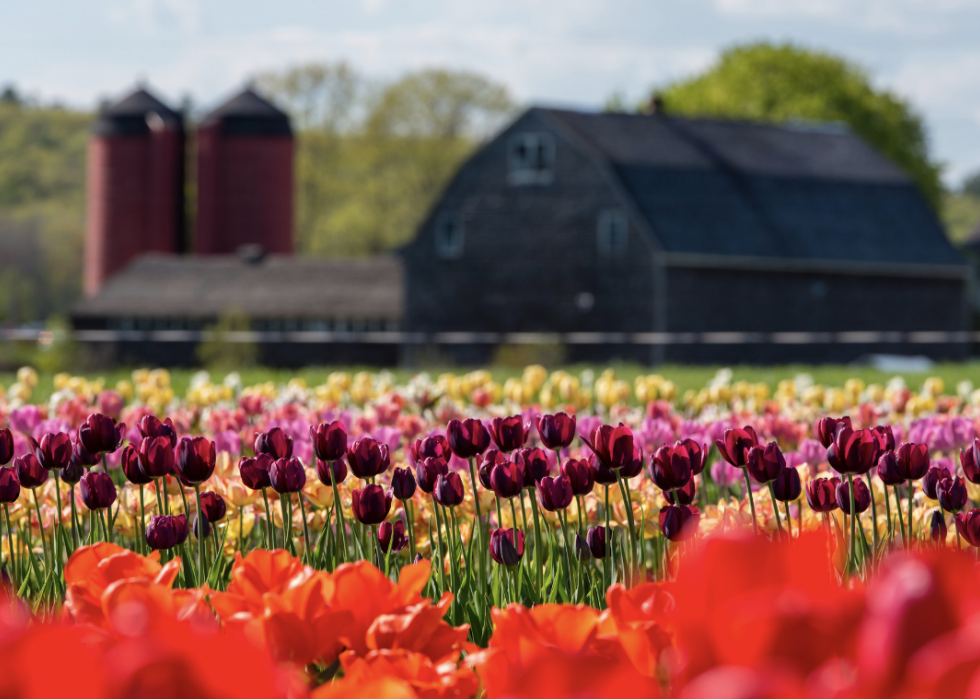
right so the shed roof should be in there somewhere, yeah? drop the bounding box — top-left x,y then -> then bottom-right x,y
200,88 -> 292,137
93,87 -> 183,137
73,254 -> 403,319
541,109 -> 962,267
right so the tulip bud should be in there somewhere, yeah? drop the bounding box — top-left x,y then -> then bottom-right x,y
416,457 -> 448,495
193,512 -> 211,540
815,416 -> 850,448
937,476 -> 968,513
269,457 -> 306,494
489,527 -> 524,567
78,413 -> 125,455
13,454 -> 47,489
409,435 -> 451,466
434,472 -> 465,508
310,421 -> 348,463
650,442 -> 694,491
175,436 -> 216,485
806,476 -> 840,513
80,471 -> 117,510
60,458 -> 84,486
145,514 -> 188,550
351,484 -> 393,525
378,520 -> 408,554
835,477 -> 871,515
516,447 -> 550,487
659,504 -> 700,542
876,451 -> 905,486
137,415 -> 178,449
0,429 -> 13,466
488,416 -> 529,454
929,509 -> 947,545
254,427 -> 293,460
137,436 -> 174,479
446,418 -> 491,460
922,465 -> 950,500
746,442 -> 786,484
771,465 -> 802,502
239,454 -> 273,490
896,442 -> 930,481
199,491 -> 227,522
561,458 -> 595,496
490,460 -> 525,499
121,445 -> 153,485
574,532 -> 592,561
536,413 -> 577,451
586,525 -> 606,559
0,468 -> 20,503
347,438 -> 391,479
829,426 -> 880,475
538,475 -> 574,512
391,467 -> 417,501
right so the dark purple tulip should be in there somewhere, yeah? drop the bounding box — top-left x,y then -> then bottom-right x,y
955,509 -> 980,547
479,450 -> 506,490
488,416 -> 529,453
872,425 -> 896,453
650,442 -> 695,491
589,454 -> 618,486
489,527 -> 524,567
806,476 -> 840,513
490,459 -> 525,499
835,477 -> 871,515
137,416 -> 177,449
664,476 -> 697,506
347,438 -> 391,479
310,421 -> 348,462
538,475 -> 574,511
239,454 -> 274,490
13,454 -> 46,489
199,491 -> 227,522
410,435 -> 451,466
0,468 -> 20,503
772,465 -> 802,502
269,457 -> 306,494
121,444 -> 153,485
78,413 -> 126,455
516,447 -> 551,487
351,484 -> 392,525
619,445 -> 645,479
815,416 -> 851,449
937,476 -> 968,512
896,443 -> 930,482
446,419 -> 491,460
138,435 -> 175,479
72,437 -> 101,468
254,427 -> 293,461
145,514 -> 188,550
746,442 -> 786,484
715,426 -> 759,468
433,472 -> 465,508
30,433 -> 72,471
378,520 -> 408,553
961,440 -> 980,485
193,512 -> 211,540
391,467 -> 417,501
923,465 -> 951,501
586,525 -> 606,559
583,424 -> 634,470
574,532 -> 592,561
827,425 -> 880,475
80,471 -> 117,510
175,436 -> 216,485
930,510 -> 947,544
60,459 -> 84,485
659,505 -> 700,542
0,429 -> 13,466
876,451 -> 905,486
561,458 -> 594,496
416,457 -> 449,495
536,413 -> 577,451
315,456 -> 347,488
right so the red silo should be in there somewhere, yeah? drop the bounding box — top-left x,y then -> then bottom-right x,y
195,89 -> 293,255
84,88 -> 185,295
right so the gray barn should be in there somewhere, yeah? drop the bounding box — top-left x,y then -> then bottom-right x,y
403,107 -> 969,364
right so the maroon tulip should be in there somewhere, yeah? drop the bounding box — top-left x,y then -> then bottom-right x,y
30,433 -> 72,471
650,441 -> 697,491
488,416 -> 529,453
561,458 -> 595,496
137,416 -> 177,449
433,471 -> 465,508
416,457 -> 448,495
619,445 -> 645,479
536,413 -> 577,451
121,444 -> 153,485
806,476 -> 840,513
583,424 -> 634,470
78,413 -> 126,455
937,476 -> 968,512
489,527 -> 524,567
13,454 -> 46,489
955,509 -> 980,547
590,454 -> 618,486
0,429 -> 13,466
746,442 -> 786,484
835,477 -> 871,514
315,456 -> 347,488
815,416 -> 851,448
254,427 -> 293,461
137,435 -> 175,479
664,477 -> 697,506
410,435 -> 451,466
310,421 -> 348,463
193,513 -> 211,540
0,468 -> 20,503
378,520 -> 408,553
516,447 -> 550,486
479,450 -> 506,489
446,419 -> 491,460
175,436 -> 216,485
876,451 -> 905,486
239,454 -> 274,490
490,459 -> 525,499
772,465 -> 802,502
922,465 -> 950,500
269,457 -> 306,494
715,427 -> 759,467
827,425 -> 880,475
659,504 -> 700,542
391,467 -> 417,501
930,510 -> 948,545
145,514 -> 188,550
347,438 -> 391,479
60,459 -> 84,486
80,471 -> 117,510
538,475 -> 574,511
896,443 -> 930,482
199,491 -> 227,522
351,484 -> 392,525
961,440 -> 980,485
72,437 -> 101,469
586,525 -> 605,559
872,425 -> 896,453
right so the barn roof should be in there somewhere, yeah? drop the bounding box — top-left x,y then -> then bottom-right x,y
72,254 -> 403,319
200,88 -> 292,137
541,109 -> 963,267
93,87 -> 183,137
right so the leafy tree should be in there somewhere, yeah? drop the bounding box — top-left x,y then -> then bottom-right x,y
656,43 -> 943,209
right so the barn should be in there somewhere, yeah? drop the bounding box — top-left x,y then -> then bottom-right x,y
403,107 -> 969,364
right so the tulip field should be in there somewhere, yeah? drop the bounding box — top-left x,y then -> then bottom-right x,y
6,364 -> 980,697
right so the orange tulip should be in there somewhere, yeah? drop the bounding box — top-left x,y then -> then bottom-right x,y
332,649 -> 479,699
598,583 -> 675,677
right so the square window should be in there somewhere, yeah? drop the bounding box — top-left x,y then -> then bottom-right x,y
435,212 -> 464,259
507,132 -> 555,185
597,209 -> 629,256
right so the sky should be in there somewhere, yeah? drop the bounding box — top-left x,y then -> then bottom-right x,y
3,0 -> 980,186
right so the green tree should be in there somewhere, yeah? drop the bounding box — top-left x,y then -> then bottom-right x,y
656,43 -> 943,209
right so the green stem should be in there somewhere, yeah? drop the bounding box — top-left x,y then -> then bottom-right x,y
138,484 -> 147,555
193,485 -> 205,587
894,485 -> 906,549
742,467 -> 759,534
327,468 -> 349,562
69,484 -> 80,551
908,482 -> 914,549
614,470 -> 636,571
402,500 -> 416,561
847,474 -> 857,576
466,457 -> 485,593
866,472 -> 880,556
558,510 -> 574,600
52,471 -> 64,579
4,504 -> 15,589
768,482 -> 783,536
528,489 -> 545,594
432,497 -> 448,593
261,488 -> 274,550
784,500 -> 793,539
604,485 -> 611,588
31,489 -> 49,572
297,492 -> 312,566
883,481 -> 892,544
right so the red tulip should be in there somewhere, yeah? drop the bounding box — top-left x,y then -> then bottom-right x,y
13,454 -> 46,489
269,457 -> 306,494
806,476 -> 840,513
479,449 -> 506,489
937,476 -> 967,512
490,459 -> 525,499
0,467 -> 20,503
815,416 -> 851,448
409,435 -> 451,466
416,457 -> 448,494
310,421 -> 348,462
538,475 -> 574,511
137,435 -> 175,479
78,413 -> 125,455
516,447 -> 551,486
79,471 -> 117,510
488,416 -> 529,453
239,453 -> 273,490
378,520 -> 408,553
390,467 -> 417,500
715,426 -> 759,467
351,484 -> 392,525
650,441 -> 698,491
199,491 -> 227,522
872,425 -> 896,452
29,433 -> 72,471
347,438 -> 390,479
0,428 -> 13,466
929,509 -> 947,544
584,423 -> 634,470
254,427 -> 293,460
561,458 -> 595,496
827,425 -> 880,475
835,477 -> 871,514
536,413 -> 577,451
145,513 -> 188,549
586,525 -> 605,559
954,509 -> 980,547
896,442 -> 930,481
961,439 -> 980,485
659,504 -> 700,542
121,444 -> 153,485
446,418 -> 491,459
772,466 -> 802,502
175,436 -> 216,485
664,476 -> 697,506
489,527 -> 524,567
746,442 -> 786,484
923,464 -> 950,500
137,415 -> 177,449
433,472 -> 464,508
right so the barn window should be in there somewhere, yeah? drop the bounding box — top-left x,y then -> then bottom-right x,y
597,209 -> 629,255
435,212 -> 464,259
507,132 -> 555,185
